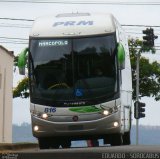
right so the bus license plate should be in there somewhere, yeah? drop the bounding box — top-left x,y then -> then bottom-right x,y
68,125 -> 83,130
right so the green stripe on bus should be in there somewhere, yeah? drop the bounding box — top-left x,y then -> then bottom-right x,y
69,106 -> 101,113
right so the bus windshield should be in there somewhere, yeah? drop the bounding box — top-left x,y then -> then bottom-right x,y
29,34 -> 118,106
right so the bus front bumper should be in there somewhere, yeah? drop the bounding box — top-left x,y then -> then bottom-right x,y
31,110 -> 122,139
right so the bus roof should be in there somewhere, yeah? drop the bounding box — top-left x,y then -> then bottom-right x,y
30,13 -> 117,38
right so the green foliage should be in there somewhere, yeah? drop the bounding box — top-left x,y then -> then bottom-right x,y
13,77 -> 29,98
129,38 -> 160,100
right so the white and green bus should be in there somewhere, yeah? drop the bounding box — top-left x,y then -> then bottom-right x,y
18,13 -> 132,149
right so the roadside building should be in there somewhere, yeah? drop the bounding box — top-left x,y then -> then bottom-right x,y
0,45 -> 14,143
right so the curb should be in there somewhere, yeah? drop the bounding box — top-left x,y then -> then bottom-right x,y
0,143 -> 38,150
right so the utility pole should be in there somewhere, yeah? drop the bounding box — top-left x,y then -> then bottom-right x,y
136,51 -> 140,145
135,52 -> 146,145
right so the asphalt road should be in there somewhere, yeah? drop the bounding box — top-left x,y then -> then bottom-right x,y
1,145 -> 160,159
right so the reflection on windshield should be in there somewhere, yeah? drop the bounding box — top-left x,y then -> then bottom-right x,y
30,35 -> 117,104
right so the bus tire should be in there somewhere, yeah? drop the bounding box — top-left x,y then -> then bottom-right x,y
61,140 -> 71,148
104,136 -> 111,145
38,137 -> 60,149
110,134 -> 123,146
123,131 -> 131,145
92,140 -> 99,147
38,137 -> 51,149
51,140 -> 60,149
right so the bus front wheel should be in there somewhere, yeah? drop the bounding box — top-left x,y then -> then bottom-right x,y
38,137 -> 60,149
122,131 -> 131,145
38,137 -> 51,149
61,139 -> 71,148
110,133 -> 123,146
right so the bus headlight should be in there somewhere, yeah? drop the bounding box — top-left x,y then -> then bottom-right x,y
103,110 -> 109,116
31,110 -> 52,120
41,113 -> 48,119
113,122 -> 119,127
34,125 -> 39,131
101,105 -> 120,116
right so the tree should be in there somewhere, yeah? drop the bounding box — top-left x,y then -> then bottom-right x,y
13,38 -> 160,100
13,77 -> 29,98
129,38 -> 160,100
13,55 -> 29,98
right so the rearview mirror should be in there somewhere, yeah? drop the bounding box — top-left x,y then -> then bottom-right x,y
18,48 -> 29,75
117,43 -> 125,70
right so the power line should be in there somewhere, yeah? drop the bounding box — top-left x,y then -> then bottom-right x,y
1,0 -> 160,5
122,24 -> 160,28
0,41 -> 28,44
0,17 -> 33,21
0,32 -> 159,42
0,17 -> 160,28
0,34 -> 159,42
126,32 -> 143,35
0,25 -> 31,28
0,36 -> 28,40
0,22 -> 31,26
0,25 -> 159,33
1,39 -> 160,48
0,22 -> 31,28
126,31 -> 160,35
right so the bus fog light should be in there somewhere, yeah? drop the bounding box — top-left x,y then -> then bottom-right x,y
34,125 -> 39,131
113,122 -> 119,127
103,110 -> 109,116
42,113 -> 48,119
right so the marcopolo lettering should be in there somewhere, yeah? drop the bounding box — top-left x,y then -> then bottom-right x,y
38,40 -> 68,47
53,20 -> 93,27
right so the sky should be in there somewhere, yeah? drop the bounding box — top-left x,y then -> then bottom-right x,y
0,0 -> 160,126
